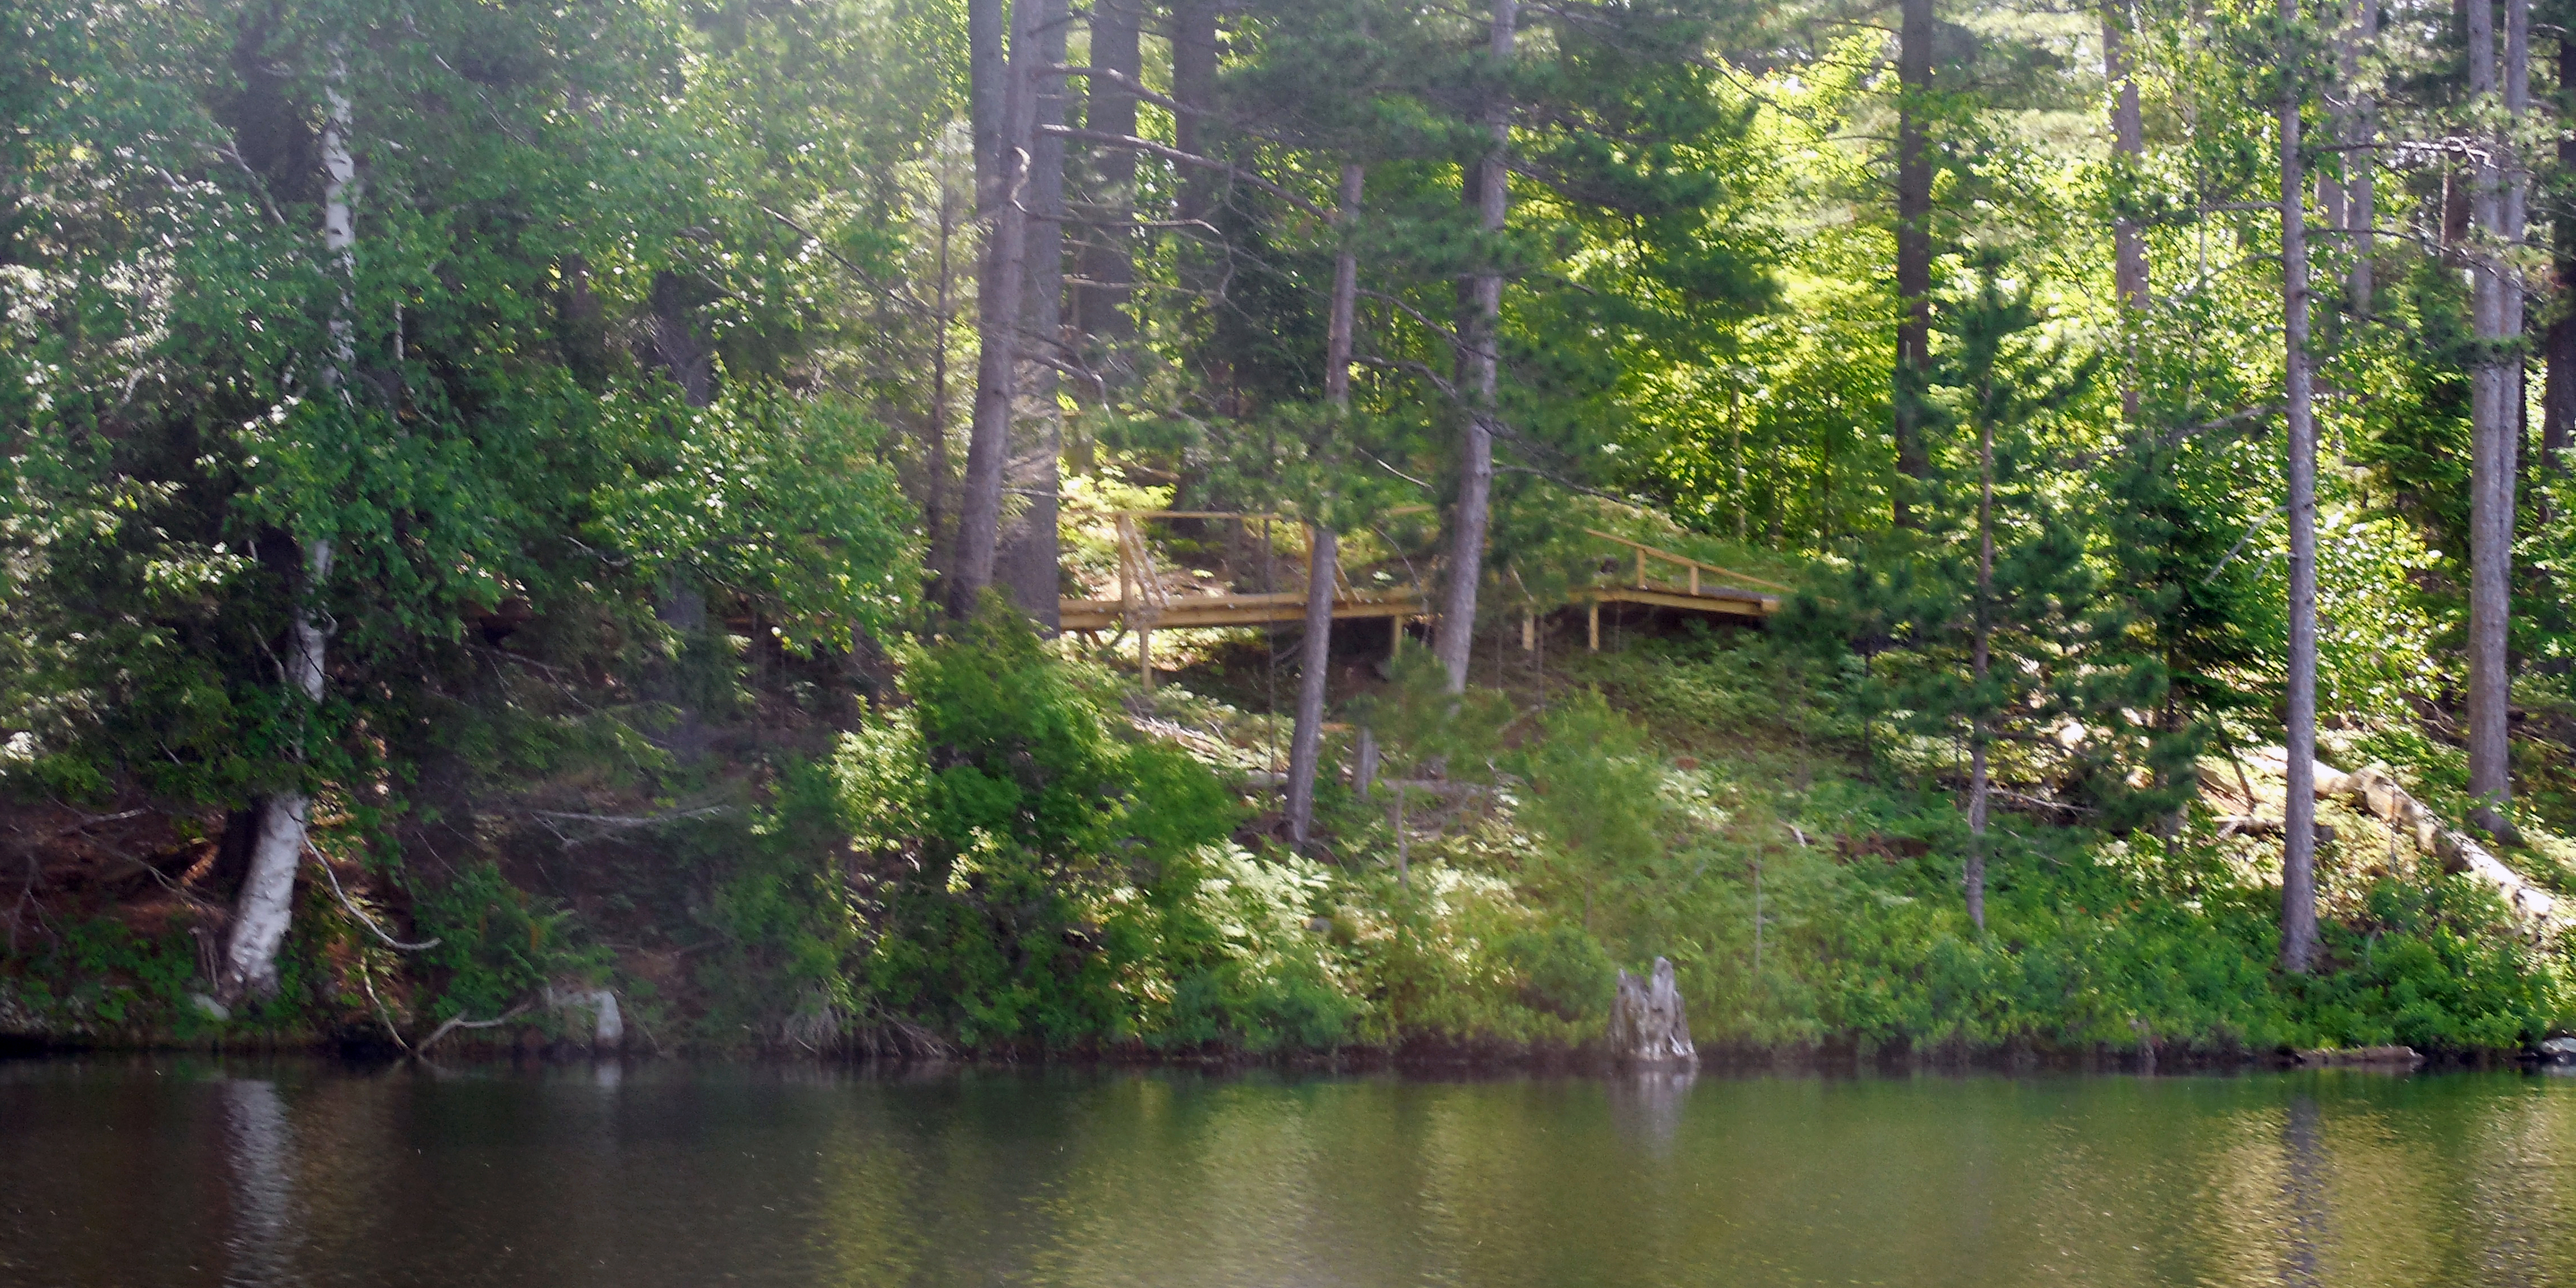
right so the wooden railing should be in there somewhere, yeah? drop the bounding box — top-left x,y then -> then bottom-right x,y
1581,528 -> 1793,595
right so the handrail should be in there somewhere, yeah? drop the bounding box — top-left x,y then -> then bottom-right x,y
1582,528 -> 1795,594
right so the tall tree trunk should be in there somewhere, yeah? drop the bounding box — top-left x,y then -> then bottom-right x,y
1965,405 -> 1993,931
1171,0 -> 1218,259
954,0 -> 1044,614
1434,0 -> 1514,694
1288,164 -> 1364,851
2549,36 -> 2576,461
223,49 -> 354,1004
2467,0 -> 2519,830
2104,10 -> 2145,304
1076,0 -> 1140,365
997,0 -> 1070,629
2279,0 -> 2321,974
971,0 -> 1007,215
1892,0 -> 1935,524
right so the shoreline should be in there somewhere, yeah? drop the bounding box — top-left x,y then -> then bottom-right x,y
0,1029 -> 2539,1077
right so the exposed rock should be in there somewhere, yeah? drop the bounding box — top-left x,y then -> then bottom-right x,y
546,984 -> 623,1048
2536,1037 -> 2576,1062
1608,957 -> 1696,1068
2295,1045 -> 2423,1068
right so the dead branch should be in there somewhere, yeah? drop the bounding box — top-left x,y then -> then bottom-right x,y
310,852 -> 439,952
416,999 -> 535,1055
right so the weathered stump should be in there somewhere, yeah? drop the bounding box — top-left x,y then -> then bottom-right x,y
1608,957 -> 1697,1068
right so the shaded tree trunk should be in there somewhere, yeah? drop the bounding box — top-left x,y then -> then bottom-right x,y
1892,0 -> 1935,524
1075,0 -> 1140,367
1288,164 -> 1364,851
970,0 -> 1006,214
2467,0 -> 2521,830
2279,0 -> 2321,974
1434,0 -> 1514,694
997,0 -> 1071,629
1171,0 -> 1219,267
2547,36 -> 2576,462
224,50 -> 354,1003
1966,396 -> 1993,931
954,0 -> 1044,613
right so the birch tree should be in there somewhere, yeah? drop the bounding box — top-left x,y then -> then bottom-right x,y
217,45 -> 355,1004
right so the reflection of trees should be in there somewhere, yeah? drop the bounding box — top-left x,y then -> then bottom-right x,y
2279,1093 -> 2326,1288
220,1078 -> 299,1285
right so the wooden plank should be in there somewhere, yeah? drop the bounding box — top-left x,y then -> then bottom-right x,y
1582,586 -> 1775,618
1060,592 -> 1425,632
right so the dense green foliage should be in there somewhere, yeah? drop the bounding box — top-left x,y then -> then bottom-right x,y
7,0 -> 2576,1062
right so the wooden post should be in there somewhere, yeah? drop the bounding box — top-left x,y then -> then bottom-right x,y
1635,548 -> 1647,588
1521,611 -> 1535,651
1689,566 -> 1699,596
1587,599 -> 1600,651
1139,626 -> 1153,686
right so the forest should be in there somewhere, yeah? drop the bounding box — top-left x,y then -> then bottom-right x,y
5,0 -> 2574,1063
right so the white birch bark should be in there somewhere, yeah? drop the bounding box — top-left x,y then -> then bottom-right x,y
221,51 -> 353,1001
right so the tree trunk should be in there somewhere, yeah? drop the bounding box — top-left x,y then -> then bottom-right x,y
1966,406 -> 1993,931
2279,0 -> 2321,974
1076,0 -> 1140,361
1893,0 -> 1935,524
970,0 -> 1007,215
2106,1 -> 2147,319
2547,37 -> 2576,461
1171,0 -> 1218,248
954,0 -> 1044,614
1287,164 -> 1364,851
996,0 -> 1070,629
1435,0 -> 1514,694
1608,957 -> 1697,1067
2467,0 -> 2518,829
224,50 -> 354,1004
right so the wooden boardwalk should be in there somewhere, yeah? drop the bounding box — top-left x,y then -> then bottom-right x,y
1061,513 -> 1783,671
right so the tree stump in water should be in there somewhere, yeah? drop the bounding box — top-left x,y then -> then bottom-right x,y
1609,957 -> 1697,1067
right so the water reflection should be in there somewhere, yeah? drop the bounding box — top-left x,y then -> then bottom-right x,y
6,1062 -> 2576,1286
1604,1069 -> 1693,1155
220,1079 -> 297,1287
2279,1092 -> 2326,1288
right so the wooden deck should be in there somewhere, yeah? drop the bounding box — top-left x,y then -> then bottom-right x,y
1060,587 -> 1425,632
1059,512 -> 1784,665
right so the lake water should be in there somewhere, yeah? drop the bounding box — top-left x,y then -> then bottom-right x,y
5,1057 -> 2576,1286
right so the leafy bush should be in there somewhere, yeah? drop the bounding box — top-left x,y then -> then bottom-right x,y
413,863 -> 608,1024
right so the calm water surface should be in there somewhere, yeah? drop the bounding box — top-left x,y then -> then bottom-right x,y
5,1057 -> 2575,1286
